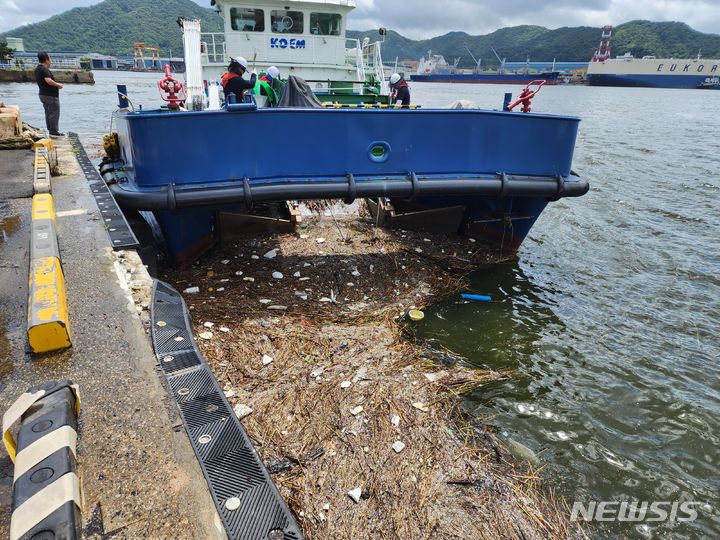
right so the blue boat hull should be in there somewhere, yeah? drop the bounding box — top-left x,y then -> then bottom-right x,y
410,73 -> 559,85
110,106 -> 584,265
587,73 -> 714,89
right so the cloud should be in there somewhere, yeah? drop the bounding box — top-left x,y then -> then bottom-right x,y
0,0 -> 99,32
350,0 -> 720,38
0,0 -> 20,31
1,0 -> 718,37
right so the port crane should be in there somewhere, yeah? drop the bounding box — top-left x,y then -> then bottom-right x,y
133,42 -> 161,71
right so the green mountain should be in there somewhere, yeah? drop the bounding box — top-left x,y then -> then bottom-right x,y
350,21 -> 720,69
2,0 -> 719,68
0,0 -> 223,56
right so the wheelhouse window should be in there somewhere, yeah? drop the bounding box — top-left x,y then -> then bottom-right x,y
271,10 -> 303,34
310,13 -> 342,36
230,8 -> 265,32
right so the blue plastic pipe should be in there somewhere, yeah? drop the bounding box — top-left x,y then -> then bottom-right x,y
461,294 -> 492,302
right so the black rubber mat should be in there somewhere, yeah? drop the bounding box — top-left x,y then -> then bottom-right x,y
150,280 -> 303,540
68,132 -> 139,250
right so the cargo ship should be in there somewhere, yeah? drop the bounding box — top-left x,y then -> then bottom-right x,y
586,25 -> 720,89
587,53 -> 720,88
410,52 -> 559,85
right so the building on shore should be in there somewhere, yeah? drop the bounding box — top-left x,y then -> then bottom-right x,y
5,37 -> 24,52
10,51 -> 84,69
2,50 -> 184,72
86,54 -> 119,70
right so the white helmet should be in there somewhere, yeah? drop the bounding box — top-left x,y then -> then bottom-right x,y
267,66 -> 280,80
390,73 -> 402,85
233,56 -> 248,70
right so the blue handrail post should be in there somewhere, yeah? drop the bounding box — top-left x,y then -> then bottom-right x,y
117,84 -> 129,109
503,93 -> 512,111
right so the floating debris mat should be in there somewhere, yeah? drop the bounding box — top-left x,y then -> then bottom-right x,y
150,280 -> 303,540
68,132 -> 139,250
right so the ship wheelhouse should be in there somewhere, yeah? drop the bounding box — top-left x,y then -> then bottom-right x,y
202,0 -> 383,89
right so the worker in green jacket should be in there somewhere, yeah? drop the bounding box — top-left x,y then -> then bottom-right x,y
254,66 -> 280,106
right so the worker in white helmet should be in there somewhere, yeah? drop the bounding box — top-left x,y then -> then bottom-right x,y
221,56 -> 257,102
389,73 -> 411,107
267,66 -> 280,80
254,65 -> 281,106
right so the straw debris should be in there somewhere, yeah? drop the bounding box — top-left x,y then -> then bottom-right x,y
163,209 -> 582,539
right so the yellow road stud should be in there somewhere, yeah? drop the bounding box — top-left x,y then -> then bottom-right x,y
32,194 -> 56,222
28,194 -> 70,354
33,138 -> 55,152
27,257 -> 71,354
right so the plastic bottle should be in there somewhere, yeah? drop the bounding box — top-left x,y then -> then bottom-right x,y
208,82 -> 221,110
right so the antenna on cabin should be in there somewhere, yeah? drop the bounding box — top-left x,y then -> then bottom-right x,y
592,25 -> 613,62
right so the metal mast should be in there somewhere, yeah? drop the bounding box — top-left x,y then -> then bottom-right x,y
592,25 -> 613,62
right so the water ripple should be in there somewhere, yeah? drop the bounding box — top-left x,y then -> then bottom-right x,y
413,85 -> 720,539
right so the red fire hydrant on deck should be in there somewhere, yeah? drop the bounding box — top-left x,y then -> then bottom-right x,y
507,80 -> 546,113
158,64 -> 186,110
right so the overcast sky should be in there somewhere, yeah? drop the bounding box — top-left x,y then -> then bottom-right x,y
1,0 -> 719,37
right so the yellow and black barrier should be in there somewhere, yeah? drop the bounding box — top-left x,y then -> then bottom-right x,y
2,381 -> 81,540
33,139 -> 57,195
28,194 -> 71,354
322,102 -> 420,109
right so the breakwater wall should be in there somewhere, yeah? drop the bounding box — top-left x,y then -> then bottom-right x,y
0,69 -> 95,85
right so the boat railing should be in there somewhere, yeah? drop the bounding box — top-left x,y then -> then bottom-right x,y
344,38 -> 388,91
345,38 -> 365,82
201,33 -> 228,65
361,40 -> 388,93
304,80 -> 368,94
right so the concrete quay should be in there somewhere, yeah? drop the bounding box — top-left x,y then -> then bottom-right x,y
0,140 -> 223,539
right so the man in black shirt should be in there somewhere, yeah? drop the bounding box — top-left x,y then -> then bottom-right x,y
34,52 -> 64,136
389,73 -> 411,108
220,56 -> 257,103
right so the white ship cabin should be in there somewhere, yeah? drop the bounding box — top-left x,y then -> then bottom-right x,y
615,53 -> 635,61
416,52 -> 452,75
202,0 -> 385,90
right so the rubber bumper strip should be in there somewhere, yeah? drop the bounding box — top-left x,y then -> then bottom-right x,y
68,132 -> 139,250
107,172 -> 590,212
151,280 -> 304,540
3,381 -> 81,540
